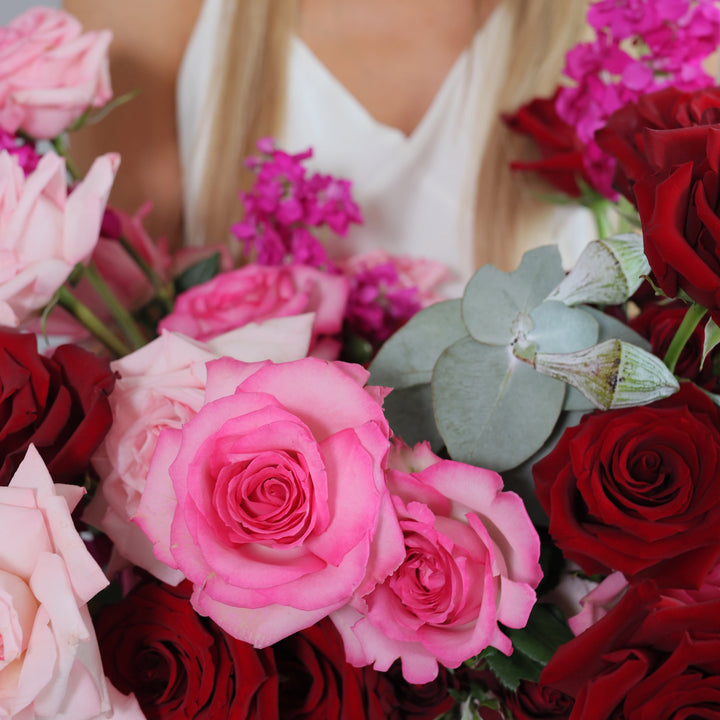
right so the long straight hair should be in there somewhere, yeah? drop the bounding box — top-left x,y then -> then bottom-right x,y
192,0 -> 590,269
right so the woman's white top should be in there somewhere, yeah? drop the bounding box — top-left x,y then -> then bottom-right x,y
177,0 -> 595,292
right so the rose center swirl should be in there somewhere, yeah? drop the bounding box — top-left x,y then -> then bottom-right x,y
211,449 -> 316,547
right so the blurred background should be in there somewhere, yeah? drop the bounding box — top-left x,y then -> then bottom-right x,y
1,1 -> 60,24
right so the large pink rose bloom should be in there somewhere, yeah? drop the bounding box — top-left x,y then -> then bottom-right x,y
0,8 -> 112,139
0,149 -> 118,326
86,319 -> 314,583
158,264 -> 349,349
0,445 -> 142,719
332,440 -> 542,683
135,357 -> 405,646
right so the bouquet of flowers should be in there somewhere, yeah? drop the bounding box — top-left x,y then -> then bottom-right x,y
3,2 -> 720,719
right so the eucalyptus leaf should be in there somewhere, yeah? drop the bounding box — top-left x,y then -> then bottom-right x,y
502,410 -> 585,523
432,338 -> 565,471
582,306 -> 650,349
382,384 -> 444,451
527,301 -> 599,354
462,246 -> 565,345
369,299 -> 465,389
702,316 -> 720,369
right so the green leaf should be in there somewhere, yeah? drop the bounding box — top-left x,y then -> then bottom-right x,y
479,646 -> 544,691
174,252 -> 221,294
505,603 -> 575,667
432,338 -> 565,471
462,246 -> 565,345
702,316 -> 720,369
369,299 -> 465,389
382,384 -> 444,452
527,301 -> 599,354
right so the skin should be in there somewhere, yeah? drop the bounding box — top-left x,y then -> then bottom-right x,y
63,0 -> 499,246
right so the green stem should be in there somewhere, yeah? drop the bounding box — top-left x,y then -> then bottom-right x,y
590,201 -> 613,239
118,236 -> 175,314
663,302 -> 707,374
57,286 -> 129,357
83,262 -> 146,350
50,135 -> 81,181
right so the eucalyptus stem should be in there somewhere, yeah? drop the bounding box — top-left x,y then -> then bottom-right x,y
663,302 -> 707,374
83,262 -> 146,350
118,236 -> 174,314
57,286 -> 129,357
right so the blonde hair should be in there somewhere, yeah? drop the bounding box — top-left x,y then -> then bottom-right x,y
193,0 -> 589,269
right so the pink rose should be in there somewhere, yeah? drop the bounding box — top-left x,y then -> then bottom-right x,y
0,8 -> 112,139
568,571 -> 628,636
0,445 -> 116,719
332,440 -> 542,683
135,357 -> 405,646
158,264 -> 349,349
87,320 -> 313,583
0,149 -> 118,326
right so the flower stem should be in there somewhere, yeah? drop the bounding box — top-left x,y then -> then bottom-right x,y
50,135 -> 81,181
83,262 -> 146,350
118,236 -> 175,314
590,201 -> 613,239
57,286 -> 129,357
663,302 -> 707,374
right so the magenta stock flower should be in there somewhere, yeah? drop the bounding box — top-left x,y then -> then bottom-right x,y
232,139 -> 362,269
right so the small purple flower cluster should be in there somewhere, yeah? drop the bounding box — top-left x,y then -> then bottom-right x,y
232,137 -> 363,269
556,0 -> 720,198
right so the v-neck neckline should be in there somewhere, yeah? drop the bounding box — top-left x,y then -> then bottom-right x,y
291,28 -> 481,144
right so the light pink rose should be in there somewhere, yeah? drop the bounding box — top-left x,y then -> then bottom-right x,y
331,440 -> 542,683
0,8 -> 112,139
0,149 -> 118,327
157,264 -> 349,349
568,571 -> 629,636
134,357 -> 405,646
0,445 -> 111,719
86,320 -> 314,583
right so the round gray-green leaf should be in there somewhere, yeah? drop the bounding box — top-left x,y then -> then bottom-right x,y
433,337 -> 565,471
462,245 -> 565,346
527,301 -> 599,354
369,299 -> 465,389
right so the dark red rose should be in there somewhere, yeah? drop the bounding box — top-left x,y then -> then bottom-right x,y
96,579 -> 278,720
534,382 -> 720,588
384,661 -> 456,720
541,581 -> 720,719
0,330 -> 114,485
274,618 -> 392,720
596,86 -> 720,313
630,301 -> 720,389
503,91 -> 593,198
595,85 -> 720,203
504,680 -> 573,720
